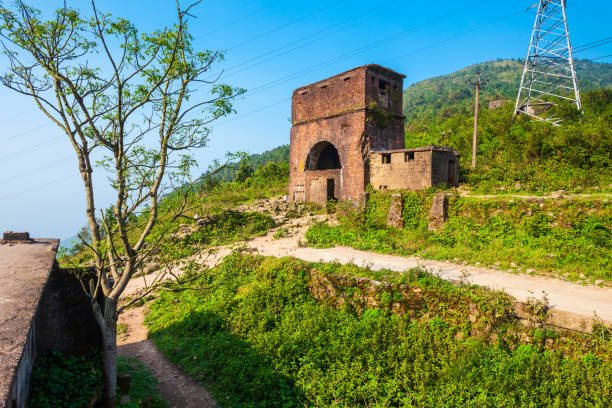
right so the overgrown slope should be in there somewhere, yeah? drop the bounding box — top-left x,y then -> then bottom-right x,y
146,254 -> 612,408
403,58 -> 612,132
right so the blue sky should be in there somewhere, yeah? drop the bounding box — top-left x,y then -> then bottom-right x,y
0,0 -> 610,240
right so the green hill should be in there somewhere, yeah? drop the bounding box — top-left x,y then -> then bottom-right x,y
403,58 -> 612,134
206,145 -> 290,183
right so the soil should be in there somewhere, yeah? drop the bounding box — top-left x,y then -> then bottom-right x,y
117,295 -> 218,408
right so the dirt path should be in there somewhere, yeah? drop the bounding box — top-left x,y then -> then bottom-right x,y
235,216 -> 612,326
115,197 -> 611,404
458,190 -> 612,200
117,296 -> 218,407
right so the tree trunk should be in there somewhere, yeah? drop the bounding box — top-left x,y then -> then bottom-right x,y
101,321 -> 118,407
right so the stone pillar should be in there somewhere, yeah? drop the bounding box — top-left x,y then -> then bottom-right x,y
386,193 -> 404,229
428,193 -> 448,231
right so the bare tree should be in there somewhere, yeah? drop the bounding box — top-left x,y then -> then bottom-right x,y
0,1 -> 243,405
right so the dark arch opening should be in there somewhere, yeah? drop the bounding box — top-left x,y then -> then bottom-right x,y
306,141 -> 341,170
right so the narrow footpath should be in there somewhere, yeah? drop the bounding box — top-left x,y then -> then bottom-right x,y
117,297 -> 218,408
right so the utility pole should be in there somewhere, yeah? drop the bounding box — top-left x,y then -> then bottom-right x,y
467,72 -> 488,169
514,0 -> 581,125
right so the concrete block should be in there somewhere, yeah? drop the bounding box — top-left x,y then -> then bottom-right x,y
428,193 -> 449,231
387,194 -> 404,229
2,231 -> 30,241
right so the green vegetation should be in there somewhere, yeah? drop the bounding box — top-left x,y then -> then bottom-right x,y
27,352 -> 165,408
306,189 -> 611,282
209,145 -> 290,183
146,254 -> 611,408
403,59 -> 612,130
28,351 -> 102,408
403,60 -> 612,192
116,358 -> 168,408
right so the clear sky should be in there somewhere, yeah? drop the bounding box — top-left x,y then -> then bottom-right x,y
0,0 -> 610,241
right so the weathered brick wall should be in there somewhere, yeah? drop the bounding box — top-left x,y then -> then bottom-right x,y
368,150 -> 433,190
292,67 -> 366,125
289,64 -> 406,204
364,66 -> 404,115
289,111 -> 368,202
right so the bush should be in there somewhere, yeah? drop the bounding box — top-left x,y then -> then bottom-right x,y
146,254 -> 612,408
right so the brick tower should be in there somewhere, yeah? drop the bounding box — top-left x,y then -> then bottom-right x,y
288,64 -> 406,205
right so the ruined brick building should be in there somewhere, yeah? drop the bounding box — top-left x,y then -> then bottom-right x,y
288,64 -> 459,205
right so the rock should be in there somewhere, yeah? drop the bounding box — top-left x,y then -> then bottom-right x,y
550,190 -> 566,199
510,262 -> 517,267
386,194 -> 404,229
526,268 -> 536,273
428,193 -> 449,231
513,182 -> 522,190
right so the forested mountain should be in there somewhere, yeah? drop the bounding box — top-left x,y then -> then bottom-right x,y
403,58 -> 612,135
209,145 -> 290,182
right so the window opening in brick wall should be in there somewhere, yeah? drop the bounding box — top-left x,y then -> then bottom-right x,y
404,152 -> 414,162
344,76 -> 351,81
382,154 -> 391,164
320,84 -> 328,89
299,89 -> 308,95
378,80 -> 390,109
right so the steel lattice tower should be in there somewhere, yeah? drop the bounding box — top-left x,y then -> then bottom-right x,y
514,0 -> 581,125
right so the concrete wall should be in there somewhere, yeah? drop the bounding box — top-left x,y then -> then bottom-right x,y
305,169 -> 342,206
35,267 -> 103,355
431,150 -> 460,187
1,240 -> 102,408
369,150 -> 433,191
368,147 -> 460,191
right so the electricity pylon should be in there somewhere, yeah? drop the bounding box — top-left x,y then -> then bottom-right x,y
514,0 -> 581,125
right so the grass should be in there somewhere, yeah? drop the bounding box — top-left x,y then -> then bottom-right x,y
116,357 -> 168,408
305,188 -> 611,282
145,254 -> 611,408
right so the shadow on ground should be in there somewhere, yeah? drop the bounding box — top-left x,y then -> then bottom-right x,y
148,310 -> 305,408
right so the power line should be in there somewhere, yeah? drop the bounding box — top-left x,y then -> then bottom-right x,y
202,5 -> 270,37
0,122 -> 53,144
0,134 -> 65,162
0,156 -> 72,185
214,3 -> 542,128
590,54 -> 612,61
221,0 -> 411,78
0,173 -> 77,201
233,0 -> 493,102
226,0 -> 349,51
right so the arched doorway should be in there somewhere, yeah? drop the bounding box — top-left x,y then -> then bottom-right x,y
304,141 -> 341,204
306,141 -> 341,170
